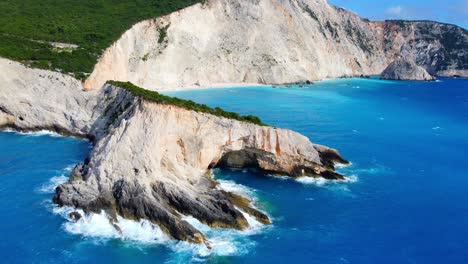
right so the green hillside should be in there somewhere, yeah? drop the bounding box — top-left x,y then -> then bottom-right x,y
0,0 -> 200,79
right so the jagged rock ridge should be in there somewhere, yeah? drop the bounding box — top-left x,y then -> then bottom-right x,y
84,0 -> 467,91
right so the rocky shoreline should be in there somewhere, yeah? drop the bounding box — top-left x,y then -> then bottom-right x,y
0,58 -> 348,244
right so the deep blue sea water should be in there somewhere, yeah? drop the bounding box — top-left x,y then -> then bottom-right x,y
1,77 -> 467,263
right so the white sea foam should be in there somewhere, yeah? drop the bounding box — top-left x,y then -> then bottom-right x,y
38,164 -> 77,193
216,179 -> 256,199
47,169 -> 268,258
295,176 -> 330,186
64,164 -> 75,172
52,206 -> 168,244
49,178 -> 268,258
266,174 -> 290,180
178,209 -> 265,257
38,175 -> 68,193
295,175 -> 358,186
338,165 -> 389,176
3,128 -> 63,137
335,162 -> 353,169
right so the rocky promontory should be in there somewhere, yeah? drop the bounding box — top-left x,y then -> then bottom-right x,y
0,58 -> 348,244
380,59 -> 435,81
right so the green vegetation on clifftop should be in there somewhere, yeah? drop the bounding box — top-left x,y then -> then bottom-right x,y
107,81 -> 268,126
0,0 -> 201,79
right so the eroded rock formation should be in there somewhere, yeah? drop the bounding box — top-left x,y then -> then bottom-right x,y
380,58 -> 435,81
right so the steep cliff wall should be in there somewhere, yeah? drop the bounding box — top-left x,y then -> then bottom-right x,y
371,20 -> 468,77
84,0 -> 467,91
83,0 -> 388,90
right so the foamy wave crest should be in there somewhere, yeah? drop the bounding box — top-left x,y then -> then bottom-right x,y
335,162 -> 353,169
176,178 -> 268,258
48,170 -> 269,259
295,175 -> 358,186
38,175 -> 68,193
53,206 -> 168,244
216,179 -> 256,199
3,128 -> 63,137
177,210 -> 266,257
38,164 -> 77,193
63,164 -> 75,172
337,163 -> 390,176
51,198 -> 268,258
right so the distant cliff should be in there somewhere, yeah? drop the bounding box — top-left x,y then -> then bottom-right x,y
84,0 -> 467,91
380,58 -> 435,81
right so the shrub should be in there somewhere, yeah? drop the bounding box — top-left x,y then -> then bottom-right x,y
107,81 -> 268,126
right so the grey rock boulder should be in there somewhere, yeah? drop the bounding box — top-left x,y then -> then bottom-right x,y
380,59 -> 435,81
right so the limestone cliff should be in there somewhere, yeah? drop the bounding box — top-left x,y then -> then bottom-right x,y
83,0 -> 467,91
380,58 -> 435,81
0,58 -> 348,243
371,20 -> 468,77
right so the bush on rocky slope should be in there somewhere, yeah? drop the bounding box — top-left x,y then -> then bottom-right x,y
107,81 -> 268,126
0,0 -> 201,79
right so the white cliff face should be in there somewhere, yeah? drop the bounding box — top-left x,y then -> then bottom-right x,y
83,0 -> 467,91
0,58 -> 143,140
0,58 -> 94,136
84,0 -> 388,91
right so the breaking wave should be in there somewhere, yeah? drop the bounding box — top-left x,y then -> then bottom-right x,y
52,206 -> 168,244
3,128 -> 63,137
38,175 -> 69,193
37,164 -> 76,193
46,172 -> 269,260
216,179 -> 256,199
295,175 -> 358,186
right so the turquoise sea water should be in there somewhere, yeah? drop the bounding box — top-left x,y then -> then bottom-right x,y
1,78 -> 467,263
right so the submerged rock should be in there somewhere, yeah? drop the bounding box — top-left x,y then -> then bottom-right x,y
68,211 -> 82,221
380,59 -> 435,81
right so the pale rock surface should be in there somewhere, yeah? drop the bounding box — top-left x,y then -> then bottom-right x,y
84,0 -> 467,91
380,58 -> 435,81
84,0 -> 388,90
0,58 -> 136,139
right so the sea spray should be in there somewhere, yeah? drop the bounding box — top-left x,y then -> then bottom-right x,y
48,170 -> 270,258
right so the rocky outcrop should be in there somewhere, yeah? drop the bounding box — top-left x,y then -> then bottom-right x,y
54,83 -> 348,243
0,58 -> 348,243
371,20 -> 468,77
380,58 -> 435,81
0,58 -> 137,140
83,0 -> 467,91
